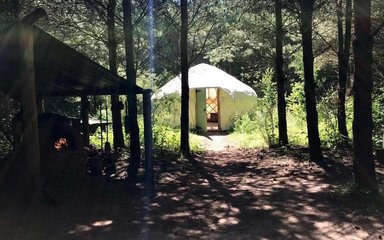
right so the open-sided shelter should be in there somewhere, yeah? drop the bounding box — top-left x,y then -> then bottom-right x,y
0,21 -> 152,197
154,63 -> 257,131
0,24 -> 143,98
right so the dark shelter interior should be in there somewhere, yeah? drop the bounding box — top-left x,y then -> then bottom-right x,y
0,21 -> 152,201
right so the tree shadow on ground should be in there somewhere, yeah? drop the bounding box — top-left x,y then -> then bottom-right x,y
0,148 -> 383,239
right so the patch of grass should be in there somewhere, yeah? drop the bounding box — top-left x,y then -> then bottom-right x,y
228,132 -> 267,149
152,124 -> 202,159
89,128 -> 113,149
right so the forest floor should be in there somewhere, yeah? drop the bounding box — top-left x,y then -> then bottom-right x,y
1,133 -> 384,240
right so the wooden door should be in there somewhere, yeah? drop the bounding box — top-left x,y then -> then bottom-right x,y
195,88 -> 207,132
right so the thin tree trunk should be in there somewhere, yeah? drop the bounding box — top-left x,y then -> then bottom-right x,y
19,22 -> 41,200
352,0 -> 377,192
298,0 -> 323,163
275,0 -> 288,146
123,0 -> 141,188
107,0 -> 125,149
180,0 -> 190,156
336,0 -> 351,139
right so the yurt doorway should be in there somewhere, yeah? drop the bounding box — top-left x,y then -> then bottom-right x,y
206,88 -> 220,131
196,88 -> 220,132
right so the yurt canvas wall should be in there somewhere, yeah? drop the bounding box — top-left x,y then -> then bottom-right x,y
153,64 -> 257,131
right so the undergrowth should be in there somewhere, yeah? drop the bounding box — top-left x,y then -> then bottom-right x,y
89,117 -> 202,162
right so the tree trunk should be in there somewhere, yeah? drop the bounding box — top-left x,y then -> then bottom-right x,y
180,0 -> 190,157
107,0 -> 125,149
336,0 -> 352,139
19,23 -> 41,200
275,0 -> 288,146
298,0 -> 323,163
352,0 -> 377,192
123,0 -> 141,188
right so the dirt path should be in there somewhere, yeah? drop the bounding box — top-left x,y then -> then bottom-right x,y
1,147 -> 383,239
196,132 -> 237,151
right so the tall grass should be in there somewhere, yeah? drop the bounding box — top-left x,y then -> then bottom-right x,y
230,70 -> 354,149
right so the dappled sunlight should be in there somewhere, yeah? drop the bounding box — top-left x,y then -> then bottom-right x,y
68,219 -> 113,235
146,147 -> 384,239
0,147 -> 383,239
68,224 -> 92,234
92,220 -> 113,227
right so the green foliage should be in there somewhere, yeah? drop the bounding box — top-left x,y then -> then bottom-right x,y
229,132 -> 267,149
372,90 -> 384,148
285,71 -> 353,148
255,68 -> 278,145
317,90 -> 353,148
152,93 -> 181,127
232,68 -> 278,146
44,97 -> 81,118
152,124 -> 202,160
286,81 -> 307,145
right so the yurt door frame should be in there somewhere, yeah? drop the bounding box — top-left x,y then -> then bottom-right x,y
195,88 -> 221,132
206,88 -> 220,131
195,88 -> 207,132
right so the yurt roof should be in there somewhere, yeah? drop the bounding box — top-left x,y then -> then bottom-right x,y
154,63 -> 256,99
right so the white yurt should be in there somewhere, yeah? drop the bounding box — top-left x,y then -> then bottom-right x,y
153,63 -> 257,131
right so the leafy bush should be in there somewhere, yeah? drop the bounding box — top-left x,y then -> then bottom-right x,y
317,89 -> 353,148
255,68 -> 278,145
286,77 -> 354,148
286,81 -> 307,145
372,90 -> 384,148
152,93 -> 181,128
151,121 -> 202,160
232,68 -> 278,146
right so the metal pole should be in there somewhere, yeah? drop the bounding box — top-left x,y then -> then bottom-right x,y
100,98 -> 103,149
80,96 -> 90,146
143,89 -> 154,189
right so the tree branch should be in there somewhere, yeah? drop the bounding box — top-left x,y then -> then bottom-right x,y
313,29 -> 337,54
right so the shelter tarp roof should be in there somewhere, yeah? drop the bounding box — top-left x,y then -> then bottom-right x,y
0,23 -> 142,100
154,63 -> 257,99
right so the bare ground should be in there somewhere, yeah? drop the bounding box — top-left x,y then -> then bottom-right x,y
1,135 -> 384,240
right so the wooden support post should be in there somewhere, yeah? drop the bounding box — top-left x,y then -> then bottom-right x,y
18,23 -> 41,199
81,96 -> 90,146
143,89 -> 154,190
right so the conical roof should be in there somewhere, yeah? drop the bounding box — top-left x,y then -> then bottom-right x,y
154,63 -> 256,99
